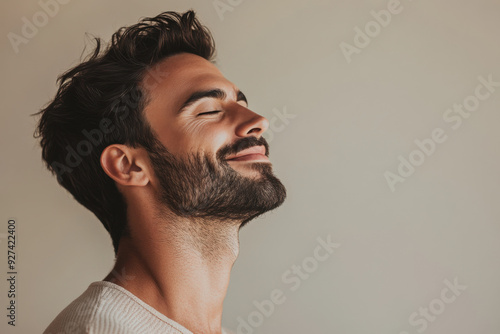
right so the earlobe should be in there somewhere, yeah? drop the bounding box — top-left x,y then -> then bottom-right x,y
100,145 -> 149,187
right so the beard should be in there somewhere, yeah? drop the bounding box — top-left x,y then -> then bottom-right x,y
145,135 -> 287,228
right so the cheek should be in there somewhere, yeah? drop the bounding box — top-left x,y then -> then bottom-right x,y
152,119 -> 194,156
181,122 -> 233,154
211,129 -> 231,150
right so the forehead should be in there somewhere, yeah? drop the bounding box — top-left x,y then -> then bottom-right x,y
141,53 -> 235,112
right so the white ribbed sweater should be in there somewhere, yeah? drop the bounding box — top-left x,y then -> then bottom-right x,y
43,281 -> 233,334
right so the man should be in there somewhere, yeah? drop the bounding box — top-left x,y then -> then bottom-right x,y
35,10 -> 287,334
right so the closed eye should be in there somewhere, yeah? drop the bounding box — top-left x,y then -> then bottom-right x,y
197,110 -> 221,116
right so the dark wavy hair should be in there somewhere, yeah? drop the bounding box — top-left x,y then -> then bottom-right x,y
33,10 -> 216,255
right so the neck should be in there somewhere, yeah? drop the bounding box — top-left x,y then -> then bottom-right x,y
104,203 -> 241,334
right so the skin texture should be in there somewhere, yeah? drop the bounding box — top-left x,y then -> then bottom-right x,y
100,53 -> 286,334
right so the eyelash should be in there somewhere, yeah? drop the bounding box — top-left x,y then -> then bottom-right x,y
197,110 -> 221,116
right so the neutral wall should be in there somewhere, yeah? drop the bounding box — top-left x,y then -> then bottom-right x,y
1,0 -> 499,333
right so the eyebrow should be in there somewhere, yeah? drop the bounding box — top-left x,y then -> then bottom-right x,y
177,89 -> 248,114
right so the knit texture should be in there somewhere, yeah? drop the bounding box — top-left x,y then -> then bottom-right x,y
43,281 -> 233,334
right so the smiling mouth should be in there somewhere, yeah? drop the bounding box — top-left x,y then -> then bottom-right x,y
226,154 -> 270,162
225,145 -> 270,162
226,145 -> 269,161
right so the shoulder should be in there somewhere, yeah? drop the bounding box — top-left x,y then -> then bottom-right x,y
43,281 -> 194,334
43,281 -> 133,334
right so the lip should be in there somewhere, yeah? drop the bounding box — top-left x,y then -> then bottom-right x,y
226,153 -> 269,162
225,145 -> 269,161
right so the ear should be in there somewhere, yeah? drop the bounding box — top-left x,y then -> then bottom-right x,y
100,144 -> 150,187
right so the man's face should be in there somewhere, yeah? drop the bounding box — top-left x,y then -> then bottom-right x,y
141,53 -> 286,224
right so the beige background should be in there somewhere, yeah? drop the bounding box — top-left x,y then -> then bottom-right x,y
1,0 -> 500,333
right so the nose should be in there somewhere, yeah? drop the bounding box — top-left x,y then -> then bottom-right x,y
232,104 -> 269,138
